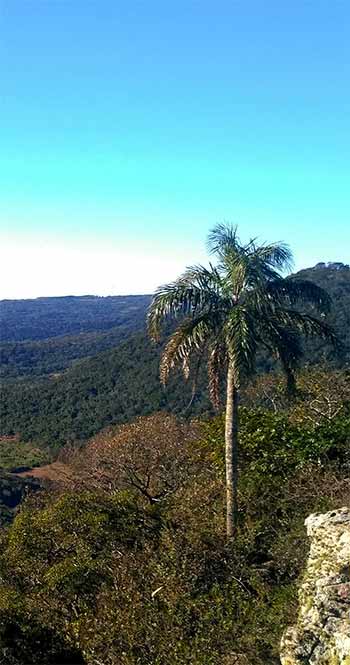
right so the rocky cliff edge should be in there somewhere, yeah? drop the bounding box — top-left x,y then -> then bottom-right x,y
280,507 -> 350,665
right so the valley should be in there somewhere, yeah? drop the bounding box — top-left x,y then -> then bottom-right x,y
0,260 -> 349,664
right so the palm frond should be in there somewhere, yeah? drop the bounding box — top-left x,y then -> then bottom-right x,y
159,313 -> 216,385
147,264 -> 225,340
224,306 -> 257,383
206,223 -> 239,258
184,355 -> 203,412
248,242 -> 293,272
221,252 -> 250,300
224,252 -> 282,298
273,308 -> 339,345
208,339 -> 227,409
179,264 -> 224,299
259,319 -> 304,368
266,279 -> 332,313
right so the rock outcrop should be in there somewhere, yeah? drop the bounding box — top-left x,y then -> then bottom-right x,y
280,507 -> 350,665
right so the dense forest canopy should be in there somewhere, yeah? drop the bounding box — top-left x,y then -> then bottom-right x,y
0,324 -> 149,379
0,331 -> 214,449
0,295 -> 151,379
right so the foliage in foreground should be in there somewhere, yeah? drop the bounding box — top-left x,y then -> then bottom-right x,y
0,401 -> 349,664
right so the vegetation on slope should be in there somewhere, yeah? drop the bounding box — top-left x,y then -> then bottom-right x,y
0,332 -> 212,449
0,385 -> 349,664
292,262 -> 350,363
0,267 -> 349,661
1,263 -> 348,451
0,294 -> 151,343
0,323 -> 148,380
0,439 -> 46,528
0,219 -> 348,665
0,263 -> 348,384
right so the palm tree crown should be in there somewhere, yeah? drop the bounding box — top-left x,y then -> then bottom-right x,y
148,224 -> 336,399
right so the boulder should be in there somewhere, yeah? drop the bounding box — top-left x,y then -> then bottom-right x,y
280,507 -> 350,664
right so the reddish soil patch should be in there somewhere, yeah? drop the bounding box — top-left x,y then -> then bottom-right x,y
17,461 -> 75,484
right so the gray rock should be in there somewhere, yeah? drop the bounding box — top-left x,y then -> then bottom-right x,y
280,507 -> 350,664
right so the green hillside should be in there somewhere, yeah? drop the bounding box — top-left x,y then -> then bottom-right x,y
0,294 -> 151,379
0,294 -> 151,342
0,264 -> 348,450
1,264 -> 348,382
0,332 -> 212,449
0,323 -> 147,380
292,262 -> 350,362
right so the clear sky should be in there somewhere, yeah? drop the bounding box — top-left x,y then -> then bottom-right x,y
1,1 -> 349,299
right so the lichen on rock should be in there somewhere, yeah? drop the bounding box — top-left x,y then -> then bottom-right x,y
280,507 -> 350,664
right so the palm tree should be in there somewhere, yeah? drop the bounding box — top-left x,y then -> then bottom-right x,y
147,224 -> 337,538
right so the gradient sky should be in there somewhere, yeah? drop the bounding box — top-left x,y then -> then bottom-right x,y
1,1 -> 349,299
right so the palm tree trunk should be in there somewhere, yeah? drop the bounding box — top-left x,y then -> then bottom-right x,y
225,364 -> 239,539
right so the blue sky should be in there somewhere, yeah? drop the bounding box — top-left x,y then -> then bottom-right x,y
1,1 -> 349,298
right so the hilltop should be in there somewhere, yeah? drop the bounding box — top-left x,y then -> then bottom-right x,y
0,293 -> 151,342
293,262 -> 349,358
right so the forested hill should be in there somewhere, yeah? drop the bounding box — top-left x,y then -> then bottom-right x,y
0,332 -> 212,449
0,294 -> 151,379
1,263 -> 349,381
1,263 -> 348,346
0,263 -> 349,449
0,294 -> 151,342
293,262 -> 350,359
